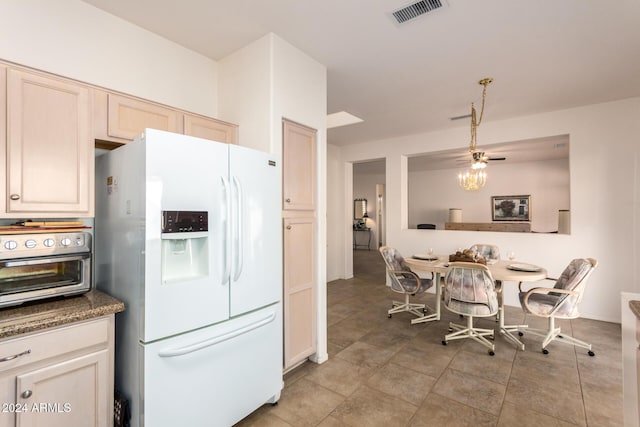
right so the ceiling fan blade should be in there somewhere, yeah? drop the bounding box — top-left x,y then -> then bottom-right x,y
487,156 -> 506,161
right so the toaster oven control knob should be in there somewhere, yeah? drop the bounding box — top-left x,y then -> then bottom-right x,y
4,240 -> 17,250
43,238 -> 55,248
61,237 -> 72,247
24,239 -> 37,249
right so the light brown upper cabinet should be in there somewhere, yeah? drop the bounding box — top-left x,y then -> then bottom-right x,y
184,113 -> 238,144
108,93 -> 182,140
93,90 -> 182,144
1,68 -> 93,217
93,89 -> 238,145
282,120 -> 316,210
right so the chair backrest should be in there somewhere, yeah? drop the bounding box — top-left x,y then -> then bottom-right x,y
417,224 -> 436,230
469,244 -> 500,261
551,258 -> 598,317
443,262 -> 499,316
379,246 -> 419,293
379,246 -> 409,272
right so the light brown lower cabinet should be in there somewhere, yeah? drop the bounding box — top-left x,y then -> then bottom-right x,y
0,316 -> 114,427
283,216 -> 317,371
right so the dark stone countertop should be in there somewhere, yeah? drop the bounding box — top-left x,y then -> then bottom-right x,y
630,301 -> 640,321
0,290 -> 125,340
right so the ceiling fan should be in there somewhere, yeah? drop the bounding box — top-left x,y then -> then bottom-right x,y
457,77 -> 498,191
456,151 -> 506,167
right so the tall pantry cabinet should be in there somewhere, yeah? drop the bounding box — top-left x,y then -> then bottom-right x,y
282,119 -> 317,371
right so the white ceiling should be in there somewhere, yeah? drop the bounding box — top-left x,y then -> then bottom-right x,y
81,0 -> 640,147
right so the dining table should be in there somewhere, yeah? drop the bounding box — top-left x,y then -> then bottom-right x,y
404,255 -> 547,350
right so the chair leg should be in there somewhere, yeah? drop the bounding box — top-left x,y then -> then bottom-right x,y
388,293 -> 437,324
411,308 -> 437,324
442,316 -> 495,354
518,317 -> 594,355
388,293 -> 426,318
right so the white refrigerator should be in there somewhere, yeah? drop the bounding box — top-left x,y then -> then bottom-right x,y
95,129 -> 282,427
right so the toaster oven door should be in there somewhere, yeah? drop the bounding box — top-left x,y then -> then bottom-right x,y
0,253 -> 91,307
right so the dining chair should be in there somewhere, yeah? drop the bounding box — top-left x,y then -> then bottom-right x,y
441,262 -> 499,355
469,243 -> 503,322
378,246 -> 436,324
517,258 -> 598,355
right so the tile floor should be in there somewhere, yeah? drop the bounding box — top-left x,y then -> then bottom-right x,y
236,249 -> 622,426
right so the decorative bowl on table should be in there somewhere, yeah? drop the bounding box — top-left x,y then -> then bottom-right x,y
448,249 -> 487,265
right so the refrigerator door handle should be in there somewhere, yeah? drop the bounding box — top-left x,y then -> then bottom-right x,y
221,176 -> 231,284
232,176 -> 243,281
157,312 -> 276,358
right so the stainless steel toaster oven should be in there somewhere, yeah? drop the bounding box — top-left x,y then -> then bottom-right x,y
0,232 -> 92,308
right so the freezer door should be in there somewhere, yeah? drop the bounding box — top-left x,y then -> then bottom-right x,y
142,304 -> 282,427
229,145 -> 282,316
143,129 -> 231,341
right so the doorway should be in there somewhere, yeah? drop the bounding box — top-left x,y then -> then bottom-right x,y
352,159 -> 386,276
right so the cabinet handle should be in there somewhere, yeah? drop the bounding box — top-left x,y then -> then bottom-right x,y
286,225 -> 292,230
285,198 -> 291,203
9,194 -> 20,201
0,349 -> 31,363
21,390 -> 32,399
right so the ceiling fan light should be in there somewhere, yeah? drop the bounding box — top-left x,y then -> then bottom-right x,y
471,161 -> 486,170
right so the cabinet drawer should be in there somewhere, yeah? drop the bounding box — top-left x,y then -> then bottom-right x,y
0,317 -> 109,373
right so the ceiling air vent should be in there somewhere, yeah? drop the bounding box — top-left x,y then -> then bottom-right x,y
391,0 -> 446,24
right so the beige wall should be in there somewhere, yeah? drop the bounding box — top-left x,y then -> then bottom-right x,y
408,158 -> 570,232
218,36 -> 272,153
327,144 -> 345,282
0,0 -> 218,118
220,33 -> 329,363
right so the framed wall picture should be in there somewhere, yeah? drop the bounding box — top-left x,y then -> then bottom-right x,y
492,195 -> 531,221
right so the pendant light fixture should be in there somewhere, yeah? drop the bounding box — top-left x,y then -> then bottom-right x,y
458,78 -> 493,191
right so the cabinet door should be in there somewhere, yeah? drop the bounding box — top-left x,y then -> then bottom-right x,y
0,66 -> 6,214
283,216 -> 316,370
5,69 -> 93,217
107,93 -> 181,141
15,350 -> 109,427
184,113 -> 238,144
282,120 -> 316,210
